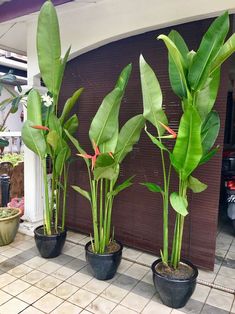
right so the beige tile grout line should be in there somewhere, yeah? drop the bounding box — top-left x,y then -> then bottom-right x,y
67,238 -> 235,296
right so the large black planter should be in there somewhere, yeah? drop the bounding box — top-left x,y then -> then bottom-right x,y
34,225 -> 67,258
152,258 -> 198,308
85,240 -> 123,280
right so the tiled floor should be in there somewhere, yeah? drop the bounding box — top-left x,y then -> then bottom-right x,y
0,222 -> 234,313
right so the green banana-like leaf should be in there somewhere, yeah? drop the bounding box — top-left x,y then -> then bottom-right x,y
170,192 -> 188,216
115,114 -> 145,163
55,147 -> 68,176
194,69 -> 220,121
21,120 -> 47,159
168,30 -> 189,98
47,130 -> 60,152
89,87 -> 122,146
37,1 -> 61,97
10,96 -> 22,114
201,111 -> 220,154
139,55 -> 168,133
63,114 -> 79,135
158,35 -> 188,97
94,164 -> 119,181
27,89 -> 42,125
48,112 -> 62,136
172,106 -> 202,180
188,175 -> 207,193
199,145 -> 219,165
95,153 -> 115,168
108,176 -> 135,198
210,33 -> 235,74
60,88 -> 83,125
99,128 -> 119,154
188,12 -> 229,91
115,63 -> 132,91
141,182 -> 163,194
72,185 -> 91,203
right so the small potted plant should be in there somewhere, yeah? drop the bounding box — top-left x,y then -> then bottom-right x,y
0,207 -> 20,246
67,64 -> 145,280
22,1 -> 82,258
140,12 -> 235,308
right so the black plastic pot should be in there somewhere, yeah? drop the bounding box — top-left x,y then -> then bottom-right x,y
151,258 -> 198,309
85,240 -> 123,280
34,225 -> 67,258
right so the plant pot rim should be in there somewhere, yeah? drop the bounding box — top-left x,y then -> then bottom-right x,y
151,258 -> 198,283
34,225 -> 67,238
85,240 -> 123,256
0,207 -> 20,221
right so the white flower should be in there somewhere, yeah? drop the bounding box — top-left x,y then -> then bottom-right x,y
41,94 -> 53,107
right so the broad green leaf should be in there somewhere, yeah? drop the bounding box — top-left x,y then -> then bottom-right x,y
115,114 -> 145,163
94,164 -> 119,181
48,112 -> 62,136
95,153 -> 115,168
99,128 -> 118,154
210,33 -> 235,73
139,55 -> 168,133
168,30 -> 189,98
199,145 -> 219,165
56,46 -> 71,101
37,1 -> 61,97
195,69 -> 220,121
55,147 -> 68,176
27,90 -> 42,125
65,130 -> 89,167
115,63 -> 132,91
63,114 -> 78,135
108,176 -> 134,198
60,88 -> 83,125
170,192 -> 188,216
188,12 -> 229,90
21,120 -> 47,159
72,185 -> 91,202
89,87 -> 122,146
172,106 -> 202,180
141,182 -> 163,194
145,127 -> 170,154
10,96 -> 21,113
0,138 -> 9,147
201,111 -> 220,154
47,130 -> 60,152
188,175 -> 207,193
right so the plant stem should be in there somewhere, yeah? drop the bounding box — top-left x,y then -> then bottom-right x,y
61,165 -> 68,231
91,180 -> 99,253
42,158 -> 51,235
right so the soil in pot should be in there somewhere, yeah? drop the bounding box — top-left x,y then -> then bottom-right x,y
34,225 -> 67,258
0,207 -> 20,246
86,240 -> 123,280
152,258 -> 198,309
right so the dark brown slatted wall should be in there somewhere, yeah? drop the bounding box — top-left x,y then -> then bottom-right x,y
60,18 -> 229,270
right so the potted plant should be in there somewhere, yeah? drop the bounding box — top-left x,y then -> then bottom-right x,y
22,1 -> 82,258
67,64 -> 145,280
140,11 -> 235,308
0,207 -> 20,246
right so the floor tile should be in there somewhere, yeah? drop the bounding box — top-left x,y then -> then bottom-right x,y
136,252 -> 157,266
15,240 -> 35,251
141,270 -> 153,285
0,289 -> 12,305
117,259 -> 133,274
121,291 -> 150,312
24,256 -> 47,268
206,288 -> 234,311
122,248 -> 142,260
0,258 -> 20,272
0,297 -> 28,314
191,284 -> 211,303
113,273 -> 138,291
198,269 -> 217,283
1,247 -> 22,258
214,274 -> 235,291
51,281 -> 79,299
66,258 -> 87,271
180,298 -> 206,314
141,300 -> 172,314
21,306 -> 45,314
0,255 -> 7,263
22,269 -> 47,285
111,304 -> 137,313
34,293 -> 63,313
218,265 -> 235,278
124,263 -> 148,280
0,273 -> 16,288
131,280 -> 156,299
84,277 -> 110,294
8,264 -> 32,278
64,245 -> 84,258
66,271 -> 92,287
18,285 -> 47,304
68,288 -> 97,308
51,254 -> 74,266
38,261 -> 62,274
87,296 -> 116,314
51,301 -> 83,313
102,284 -> 129,303
2,278 -> 31,296
231,300 -> 235,313
36,275 -> 62,292
52,265 -> 76,280
201,304 -> 230,313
